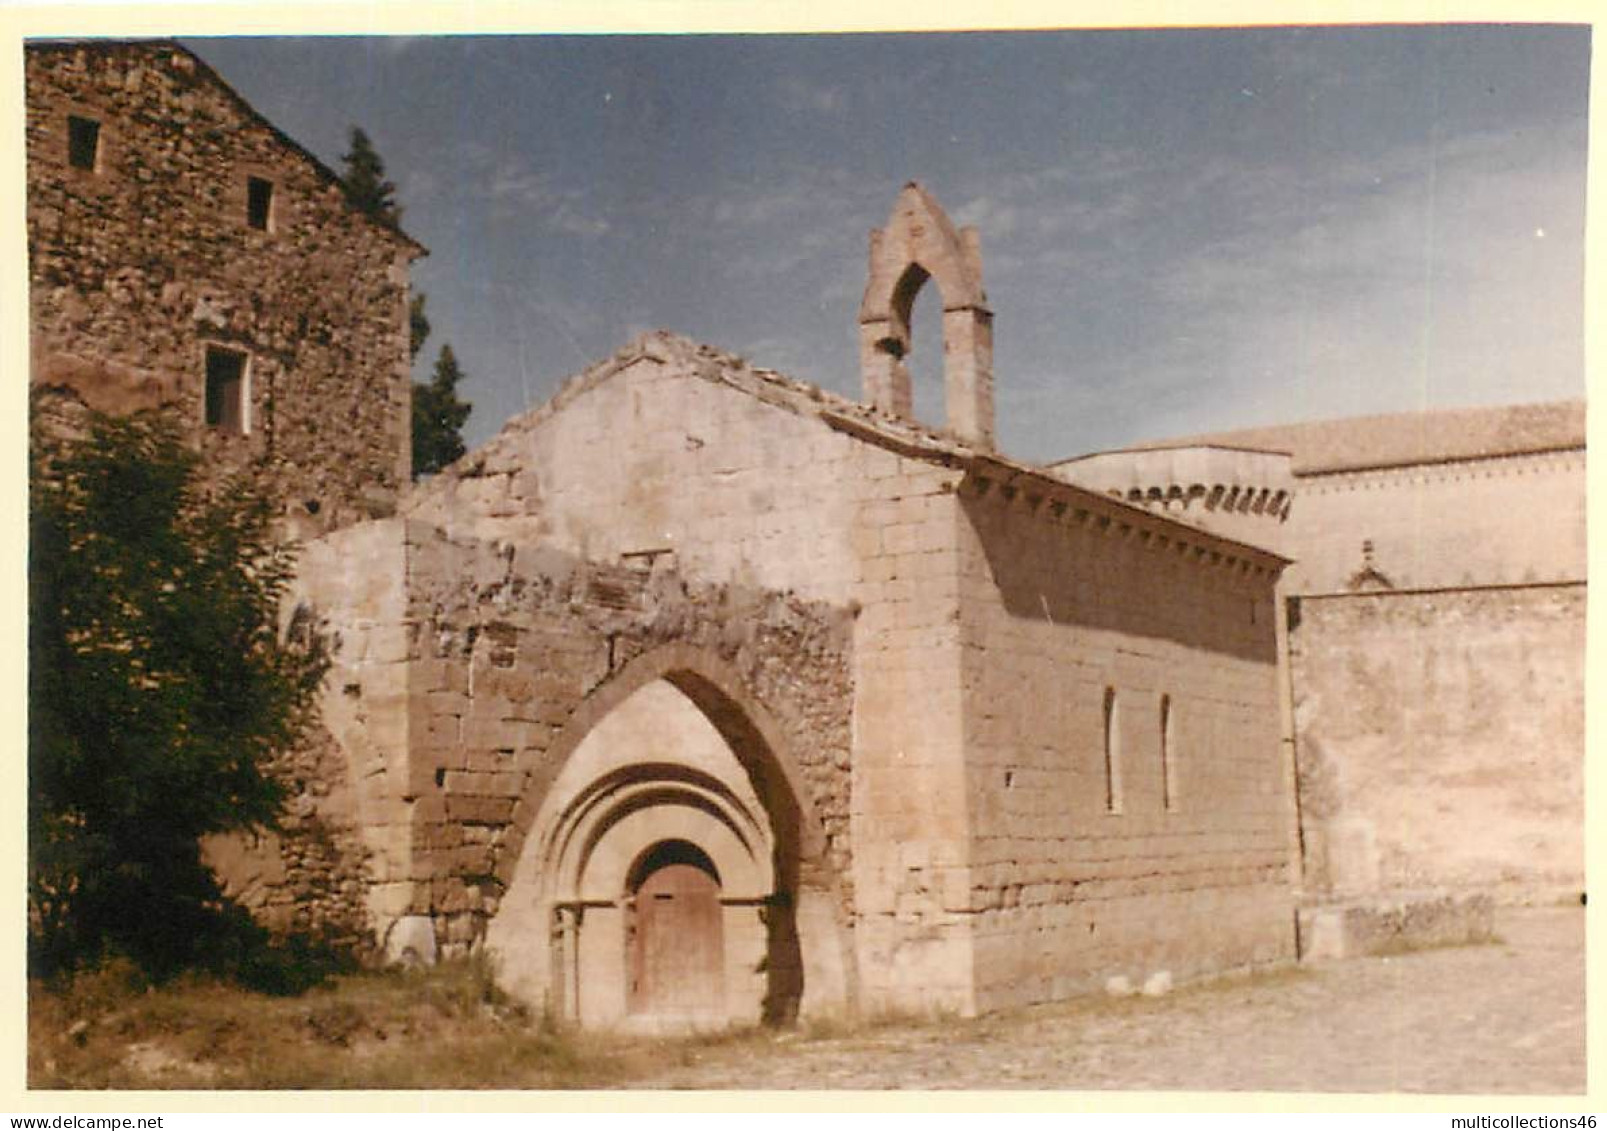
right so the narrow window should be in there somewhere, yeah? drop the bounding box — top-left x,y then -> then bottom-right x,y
247,176 -> 274,231
67,115 -> 100,171
1103,686 -> 1123,814
205,347 -> 248,434
1160,694 -> 1176,812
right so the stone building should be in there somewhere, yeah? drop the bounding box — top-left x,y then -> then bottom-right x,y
1055,401 -> 1587,914
25,38 -> 425,949
25,39 -> 424,535
288,186 -> 1297,1027
25,41 -> 1582,1029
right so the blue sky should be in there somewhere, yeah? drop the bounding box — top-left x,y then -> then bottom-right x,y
184,26 -> 1590,462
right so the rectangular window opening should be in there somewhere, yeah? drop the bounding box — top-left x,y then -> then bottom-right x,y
67,115 -> 100,171
247,176 -> 274,231
205,347 -> 248,434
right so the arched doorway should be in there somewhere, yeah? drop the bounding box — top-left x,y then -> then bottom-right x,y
627,840 -> 725,1018
484,652 -> 850,1031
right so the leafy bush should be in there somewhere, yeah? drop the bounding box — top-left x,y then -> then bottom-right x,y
29,406 -> 328,982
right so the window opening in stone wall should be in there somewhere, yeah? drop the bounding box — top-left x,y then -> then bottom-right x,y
1103,686 -> 1123,813
205,346 -> 248,434
1160,693 -> 1176,811
67,115 -> 100,171
247,176 -> 274,231
908,275 -> 945,429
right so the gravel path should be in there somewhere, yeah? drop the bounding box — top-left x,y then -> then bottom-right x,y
629,906 -> 1584,1093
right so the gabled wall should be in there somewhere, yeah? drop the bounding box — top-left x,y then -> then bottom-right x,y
406,334 -> 985,1013
405,336 -> 866,605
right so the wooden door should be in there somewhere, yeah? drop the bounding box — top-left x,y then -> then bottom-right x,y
630,860 -> 724,1016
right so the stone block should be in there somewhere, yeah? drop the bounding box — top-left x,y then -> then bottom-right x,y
1297,892 -> 1495,961
445,795 -> 517,826
384,915 -> 438,967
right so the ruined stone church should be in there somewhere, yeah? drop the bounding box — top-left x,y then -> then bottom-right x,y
26,40 -> 1583,1030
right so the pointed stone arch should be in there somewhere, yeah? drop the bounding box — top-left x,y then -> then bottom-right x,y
484,642 -> 852,1029
859,182 -> 995,447
491,643 -> 827,894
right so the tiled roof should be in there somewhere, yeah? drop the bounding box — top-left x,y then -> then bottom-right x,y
1114,400 -> 1585,475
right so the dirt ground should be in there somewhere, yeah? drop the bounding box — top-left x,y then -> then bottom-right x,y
29,905 -> 1583,1094
627,905 -> 1586,1093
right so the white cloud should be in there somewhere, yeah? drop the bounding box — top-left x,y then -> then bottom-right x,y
776,76 -> 849,117
469,153 -> 614,238
1097,127 -> 1586,439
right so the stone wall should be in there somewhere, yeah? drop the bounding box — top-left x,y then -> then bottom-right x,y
841,452 -> 978,1013
268,511 -> 860,1017
406,334 -> 869,605
26,41 -> 420,535
398,524 -> 858,954
202,724 -> 375,956
954,476 -> 1296,1013
1284,449 -> 1586,594
1289,584 -> 1584,901
205,518 -> 417,956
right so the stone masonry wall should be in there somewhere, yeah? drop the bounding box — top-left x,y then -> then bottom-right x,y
398,524 -> 857,957
26,41 -> 419,535
1290,584 -> 1584,902
840,450 -> 977,1013
202,722 -> 375,956
405,334 -> 870,606
955,479 -> 1295,1013
206,518 -> 416,955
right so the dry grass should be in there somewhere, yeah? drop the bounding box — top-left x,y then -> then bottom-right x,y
28,956 -> 1318,1090
30,956 -> 642,1090
28,957 -> 959,1090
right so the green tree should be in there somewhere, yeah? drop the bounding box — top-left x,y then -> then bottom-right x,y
29,408 -> 328,980
338,126 -> 400,224
412,344 -> 473,478
338,125 -> 472,478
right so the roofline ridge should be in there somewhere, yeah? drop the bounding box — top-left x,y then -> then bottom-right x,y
27,38 -> 428,257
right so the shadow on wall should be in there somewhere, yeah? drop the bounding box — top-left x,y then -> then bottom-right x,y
761,883 -> 804,1026
960,484 -> 1279,665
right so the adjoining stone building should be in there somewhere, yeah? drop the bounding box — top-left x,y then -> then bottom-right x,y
26,41 -> 1581,1029
1055,401 -> 1587,915
25,38 -> 425,949
25,39 -> 424,536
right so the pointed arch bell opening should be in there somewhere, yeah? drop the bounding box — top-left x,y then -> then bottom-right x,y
858,182 -> 996,448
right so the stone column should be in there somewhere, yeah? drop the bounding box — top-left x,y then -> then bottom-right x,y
860,320 -> 913,418
942,306 -> 995,448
